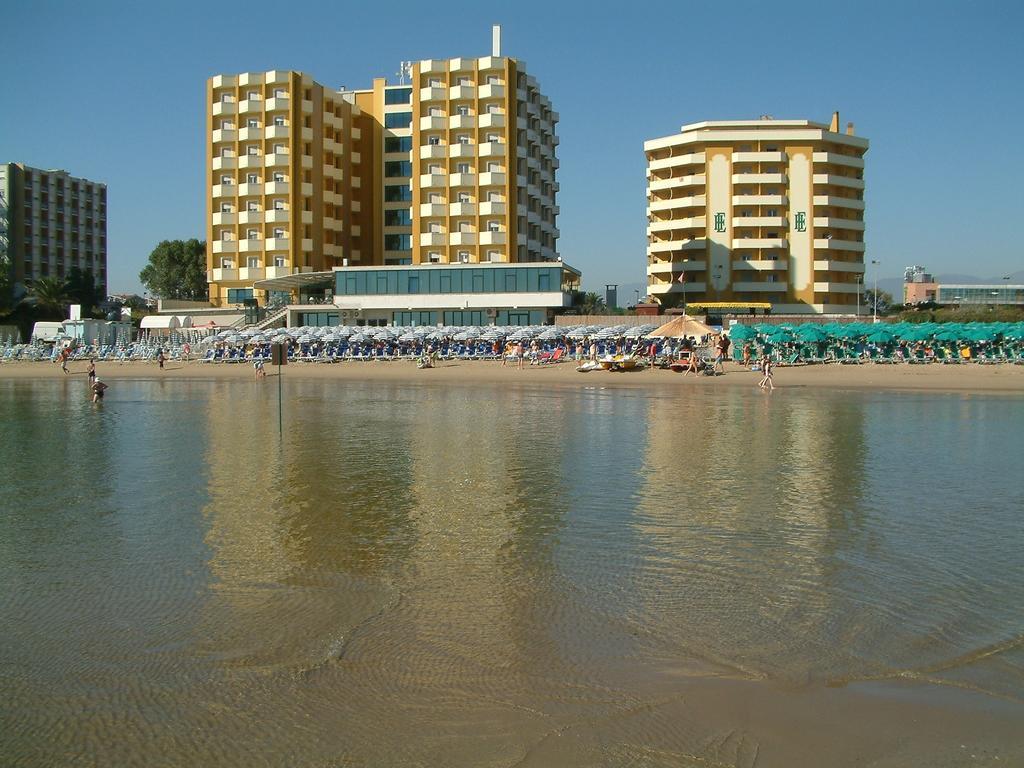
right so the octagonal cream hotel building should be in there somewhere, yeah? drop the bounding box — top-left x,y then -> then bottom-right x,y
645,113 -> 868,314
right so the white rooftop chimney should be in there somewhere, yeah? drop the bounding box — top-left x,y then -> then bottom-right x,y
492,25 -> 501,57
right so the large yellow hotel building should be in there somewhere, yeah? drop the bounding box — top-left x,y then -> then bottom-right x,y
206,29 -> 560,309
645,114 -> 868,314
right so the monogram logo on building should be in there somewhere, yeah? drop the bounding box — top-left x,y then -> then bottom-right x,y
794,212 -> 807,232
713,212 -> 726,232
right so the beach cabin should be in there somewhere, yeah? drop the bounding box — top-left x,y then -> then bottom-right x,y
139,315 -> 181,335
30,321 -> 65,343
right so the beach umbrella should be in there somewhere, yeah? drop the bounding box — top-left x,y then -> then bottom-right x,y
728,325 -> 757,340
795,325 -> 829,340
865,328 -> 896,343
648,315 -> 715,338
899,327 -> 932,341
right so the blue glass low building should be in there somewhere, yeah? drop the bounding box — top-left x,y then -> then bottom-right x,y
254,261 -> 582,327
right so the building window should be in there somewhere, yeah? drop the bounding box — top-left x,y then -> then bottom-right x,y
458,192 -> 471,203
384,209 -> 412,226
384,87 -> 412,104
384,136 -> 412,152
384,112 -> 412,128
458,134 -> 471,145
274,115 -> 286,126
247,118 -> 259,128
220,202 -> 232,212
220,175 -> 232,185
247,200 -> 259,211
384,161 -> 412,177
273,172 -> 285,182
220,230 -> 232,241
247,229 -> 259,240
227,288 -> 254,303
221,258 -> 234,269
457,105 -> 470,116
274,256 -> 287,267
247,91 -> 259,100
488,221 -> 500,232
384,184 -> 412,202
273,228 -> 285,239
457,163 -> 471,174
384,234 -> 411,251
248,257 -> 259,268
429,251 -> 442,263
247,173 -> 259,184
459,251 -> 470,263
274,199 -> 285,210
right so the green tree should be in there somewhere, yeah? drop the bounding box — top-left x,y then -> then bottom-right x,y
139,239 -> 208,300
65,266 -> 104,317
863,288 -> 895,316
576,291 -> 607,315
27,277 -> 71,319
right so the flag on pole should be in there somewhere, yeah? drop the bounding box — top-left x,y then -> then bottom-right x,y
676,271 -> 687,284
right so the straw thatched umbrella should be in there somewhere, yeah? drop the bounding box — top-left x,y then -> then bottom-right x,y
648,315 -> 715,338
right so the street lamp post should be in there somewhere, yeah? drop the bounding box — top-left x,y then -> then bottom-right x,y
870,259 -> 880,323
856,274 -> 862,317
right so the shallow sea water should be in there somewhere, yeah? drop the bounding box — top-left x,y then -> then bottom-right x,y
1,377 -> 1022,767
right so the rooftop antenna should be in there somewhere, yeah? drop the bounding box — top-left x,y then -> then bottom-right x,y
492,24 -> 501,57
397,61 -> 412,85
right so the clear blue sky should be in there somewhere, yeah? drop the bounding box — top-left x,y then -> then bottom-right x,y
4,0 -> 1022,294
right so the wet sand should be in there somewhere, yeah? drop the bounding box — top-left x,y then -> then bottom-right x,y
3,358 -> 1023,394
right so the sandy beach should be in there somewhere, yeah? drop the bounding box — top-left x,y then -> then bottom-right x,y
3,358 -> 1023,393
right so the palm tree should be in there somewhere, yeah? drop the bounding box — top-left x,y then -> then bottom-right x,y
577,291 -> 607,316
28,276 -> 71,318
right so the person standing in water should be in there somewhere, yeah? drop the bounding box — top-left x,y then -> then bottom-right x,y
87,359 -> 96,386
91,377 -> 108,403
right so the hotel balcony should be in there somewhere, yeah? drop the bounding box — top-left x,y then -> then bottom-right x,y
812,152 -> 864,169
323,215 -> 341,231
266,70 -> 288,85
324,165 -> 344,180
212,128 -> 236,143
238,72 -> 263,86
478,56 -> 502,71
264,265 -> 292,279
646,258 -> 706,275
420,173 -> 447,188
450,114 -> 475,129
731,172 -> 787,185
814,238 -> 866,251
301,210 -> 312,225
238,210 -> 262,225
265,181 -> 289,195
449,202 -> 476,216
450,143 -> 476,158
479,141 -> 505,157
479,83 -> 505,100
239,128 -> 264,143
238,98 -> 262,114
264,153 -> 289,167
419,59 -> 446,74
420,232 -> 448,247
732,194 -> 787,206
813,195 -> 864,210
301,182 -> 313,196
647,152 -> 706,172
733,216 -> 786,228
238,239 -> 261,253
648,174 -> 705,191
814,259 -> 865,273
265,96 -> 289,112
420,86 -> 446,102
212,212 -> 235,226
450,85 -> 476,100
648,195 -> 705,212
814,217 -> 864,231
732,237 -> 788,249
209,267 -> 238,282
212,157 -> 236,171
479,231 -> 506,246
323,244 -> 343,259
238,183 -> 263,197
264,125 -> 289,140
813,173 -> 864,190
211,75 -> 236,89
301,99 -> 313,114
449,172 -> 475,187
323,190 -> 342,205
324,137 -> 343,155
324,112 -> 342,129
648,239 -> 696,254
420,115 -> 447,131
449,57 -> 473,72
265,209 -> 290,223
301,126 -> 313,141
480,171 -> 506,187
212,184 -> 235,198
647,216 -> 705,234
648,281 -> 707,295
479,201 -> 505,216
212,240 -> 237,254
301,238 -> 313,252
212,102 -> 236,116
450,231 -> 476,246
732,259 -> 788,271
301,155 -> 313,170
420,203 -> 447,217
420,144 -> 447,159
238,154 -> 262,169
814,281 -> 860,294
264,237 -> 289,251
731,151 -> 787,163
732,281 -> 787,292
238,267 -> 265,281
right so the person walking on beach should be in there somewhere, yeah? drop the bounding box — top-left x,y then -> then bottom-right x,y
87,359 -> 96,386
157,348 -> 166,371
182,342 -> 191,362
91,377 -> 108,403
713,335 -> 725,374
59,346 -> 70,374
758,355 -> 775,391
515,341 -> 525,370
